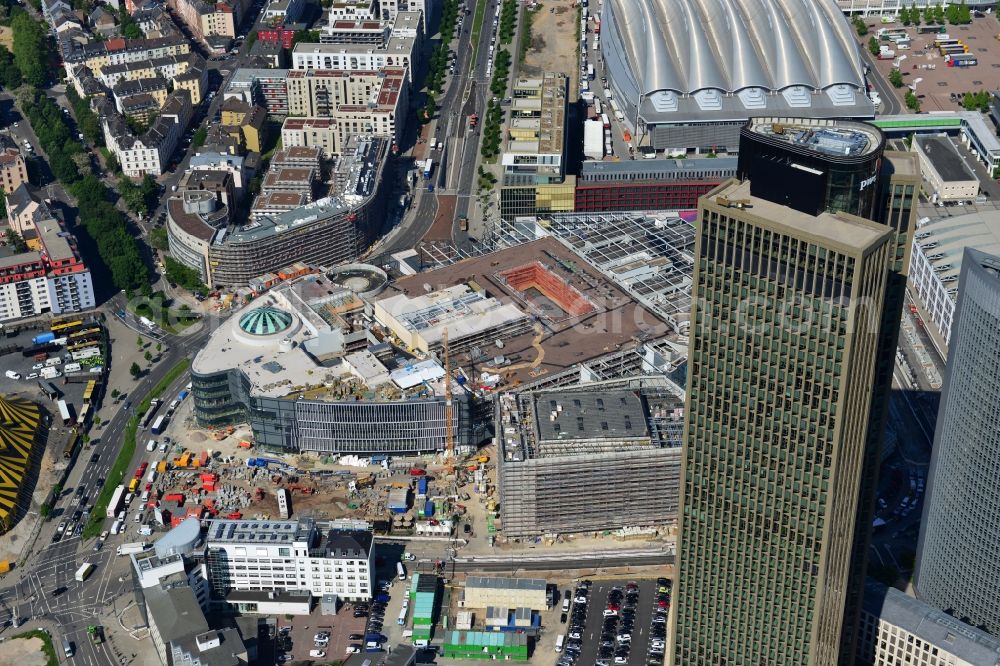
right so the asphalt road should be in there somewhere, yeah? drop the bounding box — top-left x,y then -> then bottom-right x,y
382,0 -> 497,255
0,300 -> 217,664
861,50 -> 903,116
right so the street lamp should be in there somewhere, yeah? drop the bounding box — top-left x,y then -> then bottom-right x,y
910,77 -> 924,94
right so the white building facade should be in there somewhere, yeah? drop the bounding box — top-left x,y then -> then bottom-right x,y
909,211 -> 1000,350
205,519 -> 373,602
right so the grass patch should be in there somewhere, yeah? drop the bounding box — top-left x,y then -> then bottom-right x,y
471,0 -> 488,67
83,359 -> 191,539
520,3 -> 540,60
128,291 -> 200,335
13,630 -> 58,666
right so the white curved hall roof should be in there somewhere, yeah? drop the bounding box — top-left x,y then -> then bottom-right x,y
607,0 -> 866,97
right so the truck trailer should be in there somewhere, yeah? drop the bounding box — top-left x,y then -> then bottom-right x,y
75,563 -> 95,582
106,485 -> 127,518
583,120 -> 604,160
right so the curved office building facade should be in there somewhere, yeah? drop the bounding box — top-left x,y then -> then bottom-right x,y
167,139 -> 391,287
192,368 -> 474,454
915,248 -> 1000,634
736,118 -> 885,219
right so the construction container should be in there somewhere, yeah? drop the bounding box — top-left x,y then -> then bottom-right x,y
442,631 -> 528,661
423,500 -> 434,518
163,493 -> 185,505
388,488 -> 410,513
0,560 -> 11,574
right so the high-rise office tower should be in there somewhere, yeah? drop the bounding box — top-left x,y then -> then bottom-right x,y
670,118 -> 919,666
915,248 -> 1000,634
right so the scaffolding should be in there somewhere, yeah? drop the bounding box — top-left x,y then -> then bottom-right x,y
496,376 -> 684,537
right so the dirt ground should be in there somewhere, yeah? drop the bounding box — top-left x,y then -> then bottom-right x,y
521,0 -> 581,97
1,636 -> 50,666
860,15 -> 1000,112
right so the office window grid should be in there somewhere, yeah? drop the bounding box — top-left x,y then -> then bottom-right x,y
673,202 -> 892,666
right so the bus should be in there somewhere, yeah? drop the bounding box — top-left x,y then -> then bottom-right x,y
934,37 -> 961,47
57,399 -> 72,426
555,635 -> 565,653
77,403 -> 90,426
62,431 -> 78,460
75,563 -> 95,582
918,24 -> 946,33
397,562 -> 406,580
398,606 -> 408,626
50,318 -> 84,335
151,415 -> 167,436
83,380 -> 98,403
67,326 -> 101,342
140,399 -> 161,429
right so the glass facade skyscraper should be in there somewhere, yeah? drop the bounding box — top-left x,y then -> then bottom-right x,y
915,248 -> 1000,634
670,119 -> 920,666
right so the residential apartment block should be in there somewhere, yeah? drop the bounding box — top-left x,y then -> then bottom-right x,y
0,218 -> 96,322
101,89 -> 193,177
0,148 -> 28,195
280,73 -> 405,158
204,520 -> 373,602
168,0 -> 248,41
292,11 -> 421,80
64,35 -> 191,75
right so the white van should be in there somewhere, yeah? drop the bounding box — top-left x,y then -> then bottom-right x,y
140,490 -> 150,504
146,439 -> 156,452
110,519 -> 122,534
555,634 -> 565,653
45,357 -> 62,367
5,370 -> 20,380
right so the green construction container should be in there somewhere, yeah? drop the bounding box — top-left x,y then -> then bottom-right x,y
442,630 -> 529,661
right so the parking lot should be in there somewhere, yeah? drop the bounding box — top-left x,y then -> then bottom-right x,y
275,600 -> 372,663
864,14 -> 1000,113
557,578 -> 670,666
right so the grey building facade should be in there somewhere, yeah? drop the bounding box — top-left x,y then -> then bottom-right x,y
192,367 -> 474,454
497,377 -> 683,537
915,248 -> 1000,634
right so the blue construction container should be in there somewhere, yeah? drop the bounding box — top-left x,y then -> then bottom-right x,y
33,332 -> 55,345
423,500 -> 434,517
417,477 -> 428,497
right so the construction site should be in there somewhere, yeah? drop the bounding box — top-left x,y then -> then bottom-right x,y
496,376 -> 685,538
140,381 -> 502,542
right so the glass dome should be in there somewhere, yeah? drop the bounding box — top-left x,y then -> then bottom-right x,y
238,307 -> 293,336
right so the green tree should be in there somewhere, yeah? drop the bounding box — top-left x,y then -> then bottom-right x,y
111,388 -> 120,401
911,2 -> 920,24
905,89 -> 921,112
923,4 -> 934,22
149,226 -> 169,250
868,36 -> 881,56
192,126 -> 207,149
129,361 -> 142,379
246,30 -> 258,50
10,12 -> 50,88
119,8 -> 143,39
155,342 -> 162,353
889,68 -> 904,87
164,257 -> 207,293
934,4 -> 945,23
0,46 -> 22,89
137,335 -> 144,348
899,6 -> 910,24
6,229 -> 27,252
854,16 -> 869,36
40,504 -> 51,518
144,350 -> 153,363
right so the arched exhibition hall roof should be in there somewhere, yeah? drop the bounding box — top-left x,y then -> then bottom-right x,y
606,0 -> 865,97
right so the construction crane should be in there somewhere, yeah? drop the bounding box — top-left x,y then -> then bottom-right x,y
443,327 -> 455,475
